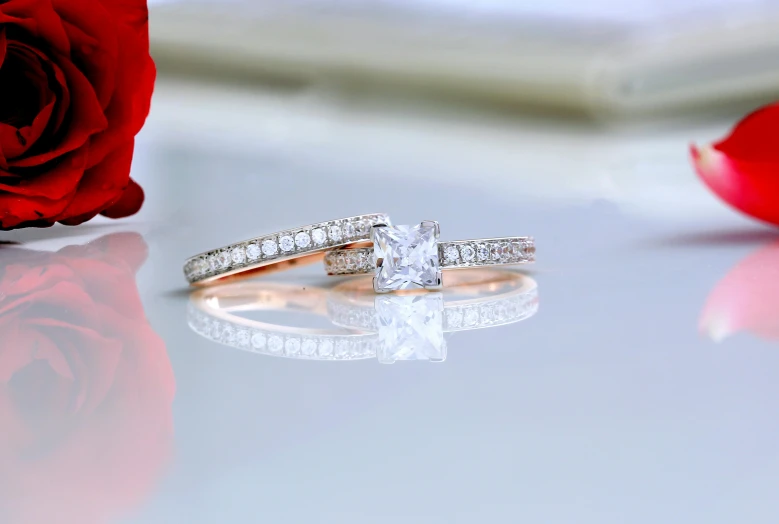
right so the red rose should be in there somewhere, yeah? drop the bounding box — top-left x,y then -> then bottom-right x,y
700,241 -> 779,343
0,233 -> 174,523
691,103 -> 779,227
0,0 -> 155,230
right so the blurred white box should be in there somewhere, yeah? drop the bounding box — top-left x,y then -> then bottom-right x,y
150,0 -> 779,117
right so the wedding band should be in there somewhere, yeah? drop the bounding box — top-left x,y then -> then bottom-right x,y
183,213 -> 390,286
323,220 -> 535,293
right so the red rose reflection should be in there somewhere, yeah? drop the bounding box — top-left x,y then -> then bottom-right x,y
691,103 -> 779,227
0,233 -> 174,524
0,0 -> 156,229
700,241 -> 779,343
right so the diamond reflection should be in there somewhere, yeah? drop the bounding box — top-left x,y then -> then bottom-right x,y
375,294 -> 446,363
188,270 -> 538,363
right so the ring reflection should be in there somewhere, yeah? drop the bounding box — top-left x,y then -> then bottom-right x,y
188,270 -> 538,363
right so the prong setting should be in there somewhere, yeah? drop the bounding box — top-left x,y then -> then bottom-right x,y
370,223 -> 389,244
373,276 -> 391,294
421,220 -> 440,238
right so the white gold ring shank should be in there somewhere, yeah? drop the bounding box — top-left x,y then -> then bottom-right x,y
325,238 -> 535,276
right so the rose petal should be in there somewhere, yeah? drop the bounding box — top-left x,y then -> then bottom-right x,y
85,22 -> 154,168
0,0 -> 71,56
0,150 -> 88,229
691,144 -> 779,226
100,177 -> 143,220
53,0 -> 119,109
713,103 -> 779,163
55,141 -> 134,225
700,241 -> 779,342
0,102 -> 54,160
0,40 -> 63,163
3,41 -> 74,140
9,55 -> 107,168
0,147 -> 88,199
691,103 -> 779,227
97,0 -> 150,36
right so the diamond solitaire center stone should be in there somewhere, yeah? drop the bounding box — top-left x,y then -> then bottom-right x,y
373,223 -> 440,292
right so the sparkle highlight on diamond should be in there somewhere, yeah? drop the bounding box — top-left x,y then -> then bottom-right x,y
374,223 -> 440,292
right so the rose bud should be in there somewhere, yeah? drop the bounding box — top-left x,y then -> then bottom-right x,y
691,103 -> 779,227
0,0 -> 155,229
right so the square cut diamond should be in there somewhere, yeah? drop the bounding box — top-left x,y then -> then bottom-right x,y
374,223 -> 440,292
375,294 -> 447,363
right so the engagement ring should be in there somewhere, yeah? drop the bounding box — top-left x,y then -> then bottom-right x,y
324,220 -> 534,293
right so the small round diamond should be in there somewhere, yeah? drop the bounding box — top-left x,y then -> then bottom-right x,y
495,304 -> 508,321
251,332 -> 266,349
477,244 -> 490,261
285,338 -> 301,355
237,330 -> 250,346
216,251 -> 231,269
499,242 -> 511,261
481,305 -> 495,322
191,258 -> 202,276
447,309 -> 464,328
261,239 -> 278,257
356,220 -> 371,236
343,222 -> 356,238
279,235 -> 295,252
191,258 -> 205,278
328,225 -> 342,242
491,243 -> 507,261
222,327 -> 236,344
246,243 -> 261,261
464,308 -> 479,326
231,246 -> 246,265
444,245 -> 459,263
311,228 -> 326,245
301,339 -> 317,355
268,335 -> 284,353
461,245 -> 476,262
295,231 -> 311,249
357,252 -> 369,269
335,340 -> 349,358
319,339 -> 334,357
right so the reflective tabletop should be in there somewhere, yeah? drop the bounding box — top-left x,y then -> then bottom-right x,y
1,80 -> 778,524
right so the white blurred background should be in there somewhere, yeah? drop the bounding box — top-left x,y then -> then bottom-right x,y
149,0 -> 779,116
135,0 -> 779,226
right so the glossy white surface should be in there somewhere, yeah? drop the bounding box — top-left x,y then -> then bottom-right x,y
2,79 -> 778,524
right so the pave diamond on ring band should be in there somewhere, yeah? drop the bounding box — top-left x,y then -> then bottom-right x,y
323,220 -> 534,293
183,213 -> 390,286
